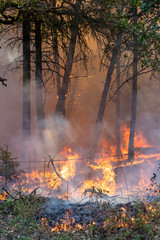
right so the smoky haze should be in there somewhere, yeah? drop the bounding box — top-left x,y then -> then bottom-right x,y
0,37 -> 160,206
0,38 -> 160,162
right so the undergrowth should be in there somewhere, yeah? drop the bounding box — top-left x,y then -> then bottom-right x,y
0,188 -> 160,240
0,168 -> 160,239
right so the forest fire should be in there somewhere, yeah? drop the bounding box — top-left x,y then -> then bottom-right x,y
1,125 -> 160,203
0,1 -> 160,238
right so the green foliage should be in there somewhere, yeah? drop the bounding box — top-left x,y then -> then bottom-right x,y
0,192 -> 48,239
58,236 -> 72,240
0,191 -> 160,239
5,194 -> 43,218
124,229 -> 132,237
0,144 -> 20,185
133,234 -> 143,240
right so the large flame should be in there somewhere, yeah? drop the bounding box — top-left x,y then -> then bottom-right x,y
1,125 -> 160,201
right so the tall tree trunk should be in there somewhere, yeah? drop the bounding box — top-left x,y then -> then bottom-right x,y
52,0 -> 61,96
54,25 -> 78,117
35,19 -> 45,133
22,19 -> 31,137
114,53 -> 122,182
53,0 -> 79,154
96,34 -> 122,125
128,8 -> 138,161
115,53 -> 122,156
90,33 -> 122,155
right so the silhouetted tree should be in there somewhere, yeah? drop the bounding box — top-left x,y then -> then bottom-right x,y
22,17 -> 31,137
90,33 -> 122,155
54,11 -> 78,117
115,53 -> 122,156
35,19 -> 45,134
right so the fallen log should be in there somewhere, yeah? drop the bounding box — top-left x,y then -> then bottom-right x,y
2,187 -> 15,199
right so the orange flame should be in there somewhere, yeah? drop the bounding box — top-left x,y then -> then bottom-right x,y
0,191 -> 7,201
3,125 -> 160,201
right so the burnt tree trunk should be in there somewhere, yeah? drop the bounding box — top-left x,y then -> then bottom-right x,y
128,8 -> 138,161
35,19 -> 45,133
22,19 -> 31,137
54,25 -> 78,117
90,33 -> 122,155
115,53 -> 122,156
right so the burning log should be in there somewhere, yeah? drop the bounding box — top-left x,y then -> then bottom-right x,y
2,187 -> 15,199
48,155 -> 68,184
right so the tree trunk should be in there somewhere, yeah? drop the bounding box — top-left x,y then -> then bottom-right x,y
67,77 -> 78,118
128,8 -> 138,161
22,19 -> 31,137
96,35 -> 122,125
54,25 -> 78,117
114,53 -> 123,182
53,0 -> 79,153
115,53 -> 122,156
90,33 -> 122,155
35,19 -> 45,133
52,0 -> 61,97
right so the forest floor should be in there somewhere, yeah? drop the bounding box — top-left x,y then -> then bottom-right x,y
0,193 -> 160,240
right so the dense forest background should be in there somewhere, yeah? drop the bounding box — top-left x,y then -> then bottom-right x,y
0,0 -> 159,161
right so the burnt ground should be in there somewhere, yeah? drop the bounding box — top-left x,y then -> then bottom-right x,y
0,195 -> 160,240
42,197 -> 131,227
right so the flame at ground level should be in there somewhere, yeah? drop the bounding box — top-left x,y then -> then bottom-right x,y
1,125 -> 160,201
40,201 -> 160,232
